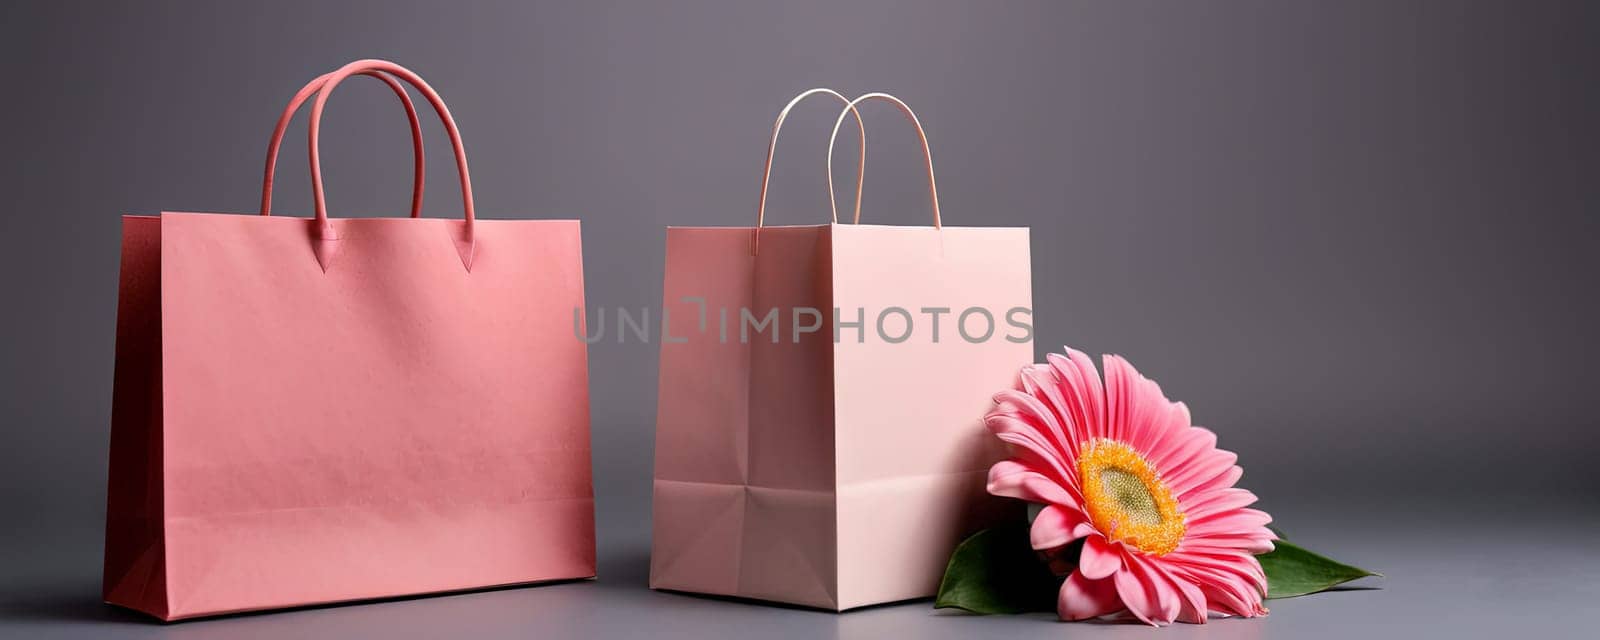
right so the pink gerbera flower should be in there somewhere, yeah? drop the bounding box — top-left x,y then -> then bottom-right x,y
986,348 -> 1276,625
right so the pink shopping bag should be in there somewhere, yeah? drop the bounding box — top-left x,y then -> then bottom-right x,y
650,91 -> 1033,610
102,59 -> 595,620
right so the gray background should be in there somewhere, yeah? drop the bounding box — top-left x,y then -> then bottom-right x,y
2,0 -> 1597,637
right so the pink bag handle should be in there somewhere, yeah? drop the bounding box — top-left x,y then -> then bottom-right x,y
308,59 -> 477,271
826,92 -> 942,228
751,88 -> 866,255
260,70 -> 426,218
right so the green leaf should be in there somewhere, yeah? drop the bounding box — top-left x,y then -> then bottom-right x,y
934,523 -> 1065,614
1260,540 -> 1380,599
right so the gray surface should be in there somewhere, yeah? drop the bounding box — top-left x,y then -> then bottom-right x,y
2,0 -> 1598,637
6,500 -> 1598,639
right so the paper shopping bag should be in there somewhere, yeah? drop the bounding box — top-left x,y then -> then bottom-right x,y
102,59 -> 595,621
650,91 -> 1032,610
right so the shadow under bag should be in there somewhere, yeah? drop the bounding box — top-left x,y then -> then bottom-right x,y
651,90 -> 1033,610
103,59 -> 595,620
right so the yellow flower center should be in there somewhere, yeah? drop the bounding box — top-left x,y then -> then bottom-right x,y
1077,439 -> 1186,555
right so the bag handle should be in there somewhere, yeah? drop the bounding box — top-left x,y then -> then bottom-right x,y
751,88 -> 866,255
260,70 -> 426,218
825,92 -> 942,228
307,59 -> 477,272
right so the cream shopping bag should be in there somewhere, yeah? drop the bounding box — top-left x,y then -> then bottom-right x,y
651,90 -> 1033,609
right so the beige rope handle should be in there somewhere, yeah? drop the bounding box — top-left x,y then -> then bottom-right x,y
826,92 -> 942,228
751,88 -> 867,255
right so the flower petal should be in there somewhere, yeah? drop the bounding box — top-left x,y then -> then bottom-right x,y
1125,554 -> 1182,625
1148,426 -> 1217,477
1168,550 -> 1269,594
1188,507 -> 1272,532
986,460 -> 1079,508
1165,449 -> 1239,497
987,414 -> 1077,488
1183,563 -> 1266,618
1078,535 -> 1123,580
1182,567 -> 1253,617
1140,400 -> 1192,460
1148,559 -> 1209,624
1042,353 -> 1094,447
1118,366 -> 1177,455
991,389 -> 1072,457
1113,557 -> 1162,625
1071,521 -> 1099,539
1019,364 -> 1084,454
1031,504 -> 1089,550
1179,465 -> 1244,502
1050,348 -> 1106,439
1180,487 -> 1258,519
1058,570 -> 1123,621
1181,535 -> 1276,555
1102,354 -> 1137,445
988,390 -> 1079,476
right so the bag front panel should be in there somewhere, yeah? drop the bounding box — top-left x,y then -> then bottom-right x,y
829,224 -> 1033,608
156,213 -> 594,618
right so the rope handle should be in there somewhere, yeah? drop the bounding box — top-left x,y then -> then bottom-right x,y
751,88 -> 866,255
825,92 -> 941,228
260,69 -> 426,218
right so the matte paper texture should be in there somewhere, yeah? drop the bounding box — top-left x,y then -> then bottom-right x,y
104,213 -> 596,620
651,223 -> 1032,610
